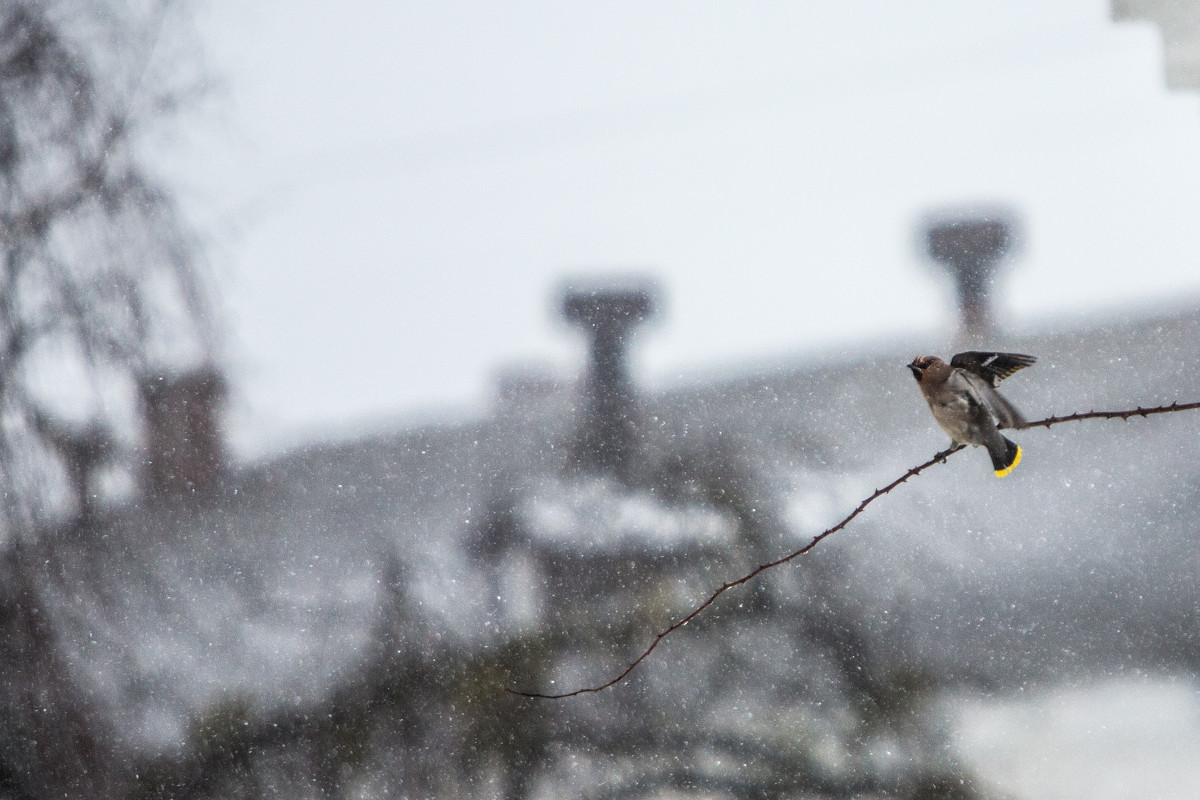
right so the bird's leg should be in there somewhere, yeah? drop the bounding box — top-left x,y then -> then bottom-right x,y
940,442 -> 966,463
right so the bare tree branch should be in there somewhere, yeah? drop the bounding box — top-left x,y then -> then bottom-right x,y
0,1 -> 215,532
508,400 -> 1200,699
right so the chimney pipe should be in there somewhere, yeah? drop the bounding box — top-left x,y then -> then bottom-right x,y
138,366 -> 226,499
924,208 -> 1017,342
560,280 -> 658,483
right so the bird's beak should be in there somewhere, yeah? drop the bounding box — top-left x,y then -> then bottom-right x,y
907,361 -> 922,380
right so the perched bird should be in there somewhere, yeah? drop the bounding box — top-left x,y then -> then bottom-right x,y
907,351 -> 1037,477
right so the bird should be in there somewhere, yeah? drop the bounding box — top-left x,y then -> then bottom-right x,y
907,351 -> 1036,477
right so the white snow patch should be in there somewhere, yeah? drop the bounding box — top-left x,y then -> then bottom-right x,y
784,469 -> 876,538
947,675 -> 1200,800
523,477 -> 734,552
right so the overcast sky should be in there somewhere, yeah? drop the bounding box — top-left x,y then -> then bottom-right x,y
159,1 -> 1200,454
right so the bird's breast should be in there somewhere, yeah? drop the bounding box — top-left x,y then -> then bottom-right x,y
929,396 -> 976,443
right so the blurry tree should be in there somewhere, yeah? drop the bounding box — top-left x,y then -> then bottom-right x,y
0,3 -> 214,796
0,0 -> 214,534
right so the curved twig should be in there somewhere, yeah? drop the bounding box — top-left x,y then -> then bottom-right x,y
505,445 -> 966,699
507,401 -> 1200,699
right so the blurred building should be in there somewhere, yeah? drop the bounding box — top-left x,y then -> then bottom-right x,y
8,283 -> 1200,797
1113,0 -> 1200,90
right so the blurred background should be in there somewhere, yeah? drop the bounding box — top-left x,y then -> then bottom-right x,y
163,0 -> 1200,452
2,1 -> 1200,798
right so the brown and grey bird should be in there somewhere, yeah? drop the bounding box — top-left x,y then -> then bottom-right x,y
907,351 -> 1036,477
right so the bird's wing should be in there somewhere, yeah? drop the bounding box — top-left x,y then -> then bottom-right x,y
950,351 -> 1036,387
956,369 -> 1028,430
953,371 -> 992,418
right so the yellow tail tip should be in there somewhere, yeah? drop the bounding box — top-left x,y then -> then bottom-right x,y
994,445 -> 1022,478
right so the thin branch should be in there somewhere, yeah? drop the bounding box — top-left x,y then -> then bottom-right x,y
507,400 -> 1200,700
1022,401 -> 1200,427
506,444 -> 965,699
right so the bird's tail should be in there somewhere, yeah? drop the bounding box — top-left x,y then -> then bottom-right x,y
989,436 -> 1022,477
